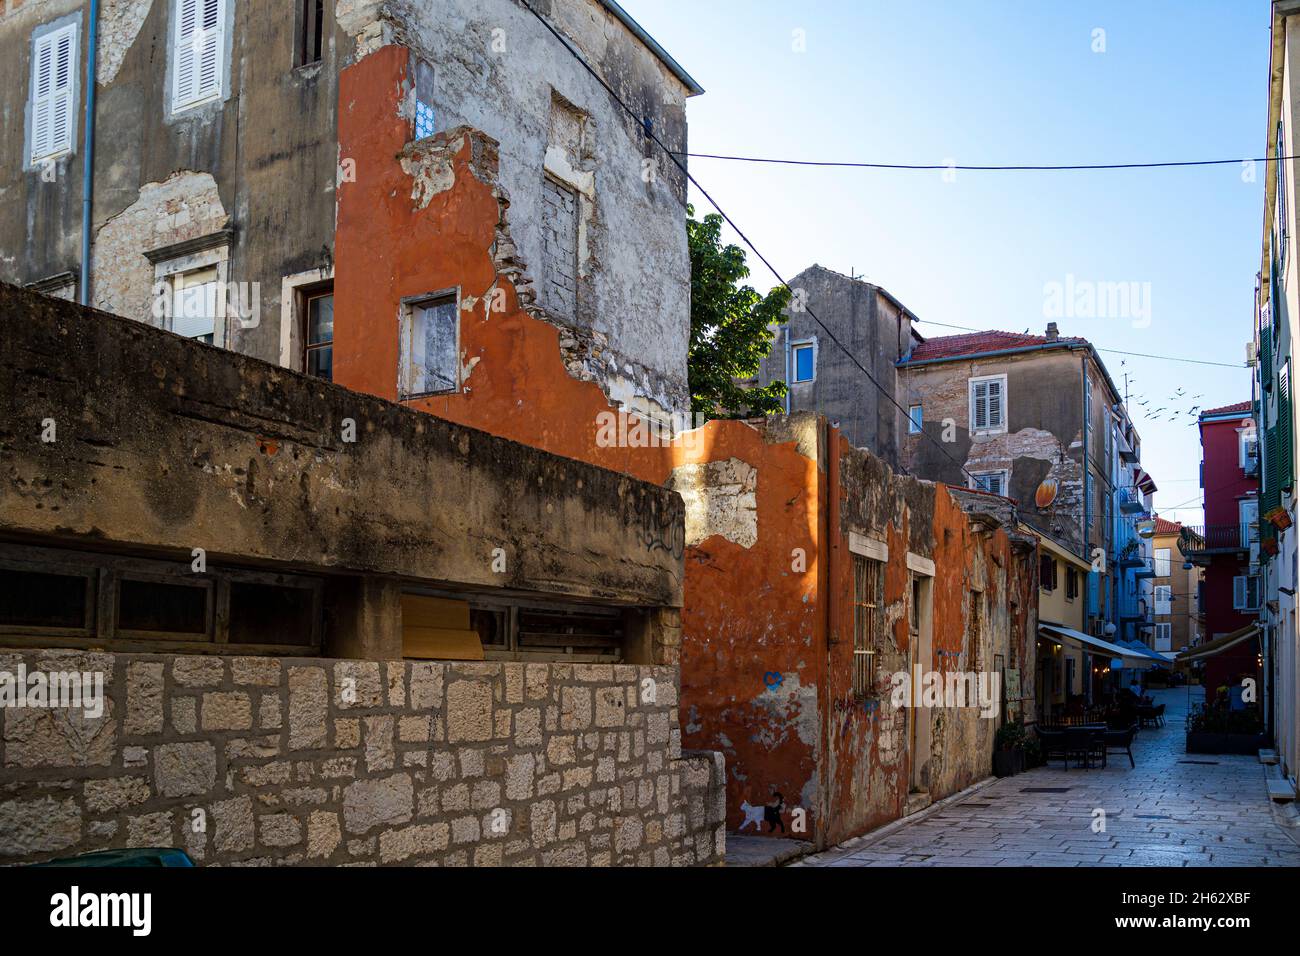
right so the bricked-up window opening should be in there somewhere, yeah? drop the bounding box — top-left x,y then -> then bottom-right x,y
173,0 -> 226,113
853,555 -> 883,699
29,22 -> 77,164
1065,566 -> 1078,601
541,175 -> 579,319
400,293 -> 458,398
968,591 -> 983,674
1039,554 -> 1057,591
296,0 -> 324,67
304,288 -> 333,380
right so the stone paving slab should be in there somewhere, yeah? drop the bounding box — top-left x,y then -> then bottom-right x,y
798,688 -> 1300,868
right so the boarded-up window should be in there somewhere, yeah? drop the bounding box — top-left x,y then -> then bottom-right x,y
853,554 -> 883,699
29,23 -> 77,164
541,175 -> 579,319
401,594 -> 484,661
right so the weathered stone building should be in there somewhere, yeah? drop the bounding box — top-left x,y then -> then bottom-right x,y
897,324 -> 1151,640
0,283 -> 725,865
0,0 -> 700,422
748,265 -> 921,470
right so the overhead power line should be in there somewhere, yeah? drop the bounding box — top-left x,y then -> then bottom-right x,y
519,0 -> 981,486
676,152 -> 1300,173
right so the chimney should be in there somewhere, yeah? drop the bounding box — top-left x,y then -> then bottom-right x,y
1045,322 -> 1059,342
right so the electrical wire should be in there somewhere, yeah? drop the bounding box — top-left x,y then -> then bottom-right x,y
519,0 -> 982,486
675,152 -> 1300,173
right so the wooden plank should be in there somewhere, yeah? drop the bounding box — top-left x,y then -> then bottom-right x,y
402,625 -> 484,661
401,594 -> 471,629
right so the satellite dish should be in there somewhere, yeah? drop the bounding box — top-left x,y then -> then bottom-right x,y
1035,478 -> 1059,509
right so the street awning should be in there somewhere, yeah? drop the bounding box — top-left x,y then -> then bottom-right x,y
1038,623 -> 1154,667
1117,638 -> 1171,667
1176,624 -> 1260,663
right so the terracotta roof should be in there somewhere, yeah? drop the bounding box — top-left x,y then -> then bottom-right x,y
1200,401 -> 1252,417
1154,517 -> 1182,535
902,330 -> 1086,364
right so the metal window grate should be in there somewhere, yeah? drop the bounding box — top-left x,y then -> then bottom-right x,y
853,554 -> 882,699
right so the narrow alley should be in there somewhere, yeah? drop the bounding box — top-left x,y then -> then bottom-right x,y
799,689 -> 1300,867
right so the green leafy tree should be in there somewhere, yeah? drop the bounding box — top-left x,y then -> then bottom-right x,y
687,206 -> 790,417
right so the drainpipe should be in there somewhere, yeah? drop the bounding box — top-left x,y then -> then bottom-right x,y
1082,356 -> 1091,627
784,327 -> 792,415
78,0 -> 99,305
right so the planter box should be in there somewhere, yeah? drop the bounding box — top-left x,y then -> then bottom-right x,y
993,750 -> 1024,777
1186,732 -> 1268,755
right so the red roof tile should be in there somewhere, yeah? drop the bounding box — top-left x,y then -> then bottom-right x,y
1200,401 -> 1252,417
902,330 -> 1086,364
1154,517 -> 1182,535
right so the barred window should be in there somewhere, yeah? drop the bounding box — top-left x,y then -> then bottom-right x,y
853,554 -> 883,699
968,591 -> 983,673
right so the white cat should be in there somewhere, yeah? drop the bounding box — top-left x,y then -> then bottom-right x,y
737,800 -> 766,831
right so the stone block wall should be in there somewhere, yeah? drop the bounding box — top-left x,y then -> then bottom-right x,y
0,649 -> 726,866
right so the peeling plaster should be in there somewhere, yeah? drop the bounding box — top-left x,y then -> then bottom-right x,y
97,0 -> 152,86
667,458 -> 758,549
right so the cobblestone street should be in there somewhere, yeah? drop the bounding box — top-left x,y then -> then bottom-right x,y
800,689 -> 1300,867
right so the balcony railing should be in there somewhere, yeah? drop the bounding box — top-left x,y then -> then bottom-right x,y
1179,524 -> 1252,554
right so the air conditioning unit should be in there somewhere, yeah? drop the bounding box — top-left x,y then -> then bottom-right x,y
1247,340 -> 1259,367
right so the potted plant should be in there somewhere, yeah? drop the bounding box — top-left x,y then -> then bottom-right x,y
993,720 -> 1028,777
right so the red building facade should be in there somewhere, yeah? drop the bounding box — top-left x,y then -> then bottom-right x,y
1188,402 -> 1260,691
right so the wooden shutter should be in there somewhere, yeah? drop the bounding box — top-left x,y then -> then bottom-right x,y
986,378 -> 1003,428
1281,361 -> 1293,492
174,0 -> 223,110
972,381 -> 988,430
30,25 -> 76,163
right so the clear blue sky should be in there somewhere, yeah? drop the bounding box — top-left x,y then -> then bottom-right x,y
626,0 -> 1270,523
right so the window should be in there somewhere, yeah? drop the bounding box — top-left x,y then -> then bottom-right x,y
852,554 -> 883,699
792,342 -> 816,383
1039,554 -> 1058,591
29,23 -> 77,165
1240,498 -> 1259,548
170,266 -> 219,343
969,374 -> 1006,433
172,0 -> 226,113
400,293 -> 458,398
908,404 -> 923,434
1154,623 -> 1172,652
1154,548 -> 1171,577
968,591 -> 983,673
0,542 -> 322,653
296,0 -> 324,67
1239,426 -> 1259,471
1233,575 -> 1261,611
303,288 -> 333,380
1279,120 -> 1288,268
969,470 -> 1008,496
1154,585 -> 1172,615
1065,567 -> 1078,601
413,59 -> 435,139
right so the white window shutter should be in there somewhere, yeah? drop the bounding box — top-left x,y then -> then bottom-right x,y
30,25 -> 77,163
987,379 -> 1003,427
1233,576 -> 1246,610
972,382 -> 987,430
174,0 -> 223,110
